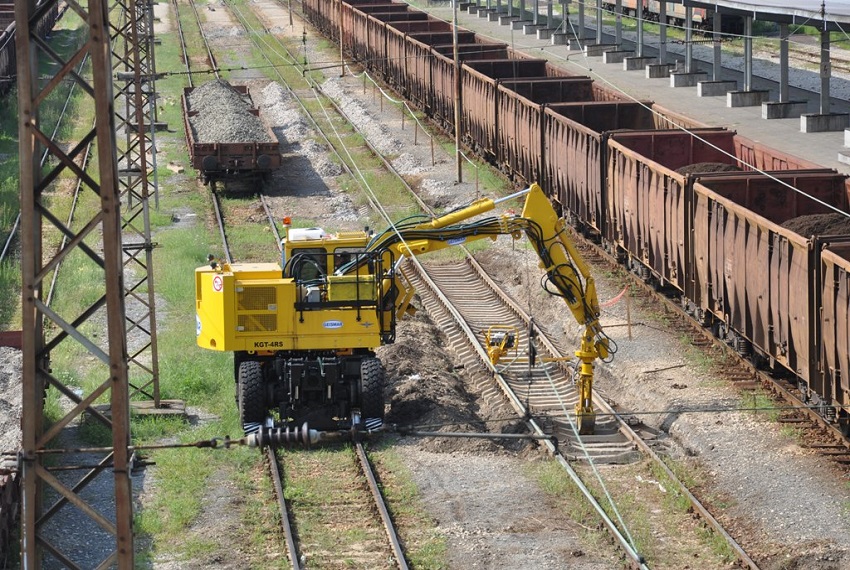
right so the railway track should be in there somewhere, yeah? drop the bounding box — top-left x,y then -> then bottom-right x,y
179,5 -> 414,565
267,443 -> 408,569
175,0 -> 850,566
402,255 -> 759,568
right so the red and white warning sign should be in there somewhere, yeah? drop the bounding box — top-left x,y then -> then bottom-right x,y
212,275 -> 223,292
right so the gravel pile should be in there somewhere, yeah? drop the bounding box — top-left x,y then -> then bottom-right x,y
186,79 -> 273,143
257,82 -> 343,178
0,347 -> 22,457
322,77 -> 405,157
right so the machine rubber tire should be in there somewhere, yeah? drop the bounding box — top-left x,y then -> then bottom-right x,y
360,358 -> 385,420
238,360 -> 266,425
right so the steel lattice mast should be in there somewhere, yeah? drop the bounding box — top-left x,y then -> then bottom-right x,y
112,0 -> 162,407
16,0 -> 158,564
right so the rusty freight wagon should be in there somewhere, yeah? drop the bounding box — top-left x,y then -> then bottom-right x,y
819,240 -> 850,435
691,170 -> 850,426
182,81 -> 281,186
604,129 -> 826,295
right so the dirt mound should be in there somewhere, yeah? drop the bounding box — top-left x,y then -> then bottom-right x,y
379,304 -> 527,454
780,212 -> 850,237
675,162 -> 741,174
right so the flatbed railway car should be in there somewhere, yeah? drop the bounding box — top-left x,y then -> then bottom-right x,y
182,82 -> 281,186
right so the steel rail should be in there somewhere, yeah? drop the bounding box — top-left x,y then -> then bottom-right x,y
354,443 -> 408,570
185,0 -> 220,80
402,259 -> 650,569
267,448 -> 303,570
407,257 -> 759,568
226,1 -> 425,219
170,0 -> 196,87
257,146 -> 409,570
176,0 -> 233,262
1,53 -> 89,266
465,255 -> 761,569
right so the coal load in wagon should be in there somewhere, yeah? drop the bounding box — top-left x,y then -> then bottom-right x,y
186,80 -> 273,144
781,212 -> 850,237
676,162 -> 741,175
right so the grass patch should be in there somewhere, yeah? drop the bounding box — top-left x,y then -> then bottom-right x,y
740,390 -> 780,422
779,424 -> 803,440
532,459 -> 600,530
0,258 -> 20,327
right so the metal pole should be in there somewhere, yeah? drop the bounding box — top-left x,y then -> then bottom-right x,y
615,0 -> 621,46
780,23 -> 789,102
744,16 -> 752,91
339,0 -> 345,76
595,0 -> 602,45
658,0 -> 666,65
453,0 -> 463,182
713,10 -> 721,81
685,6 -> 692,73
636,0 -> 643,57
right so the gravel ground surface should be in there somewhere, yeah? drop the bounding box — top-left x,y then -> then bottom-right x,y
0,348 -> 22,458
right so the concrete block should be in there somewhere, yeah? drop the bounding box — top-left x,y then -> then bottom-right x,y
537,28 -> 552,40
727,89 -> 770,108
523,23 -> 545,35
838,149 -> 850,166
487,10 -> 501,21
567,37 -> 584,51
603,50 -> 633,64
499,14 -> 517,25
466,4 -> 479,13
551,32 -> 569,45
511,19 -> 526,30
623,56 -> 656,71
584,43 -> 617,57
646,63 -> 674,79
761,100 -> 808,119
697,80 -> 736,97
801,112 -> 850,133
477,7 -> 493,17
670,71 -> 708,88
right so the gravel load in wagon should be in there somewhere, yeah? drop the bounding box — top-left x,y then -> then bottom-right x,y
186,80 -> 274,144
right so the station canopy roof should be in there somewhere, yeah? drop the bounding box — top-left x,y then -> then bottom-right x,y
683,1 -> 850,29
